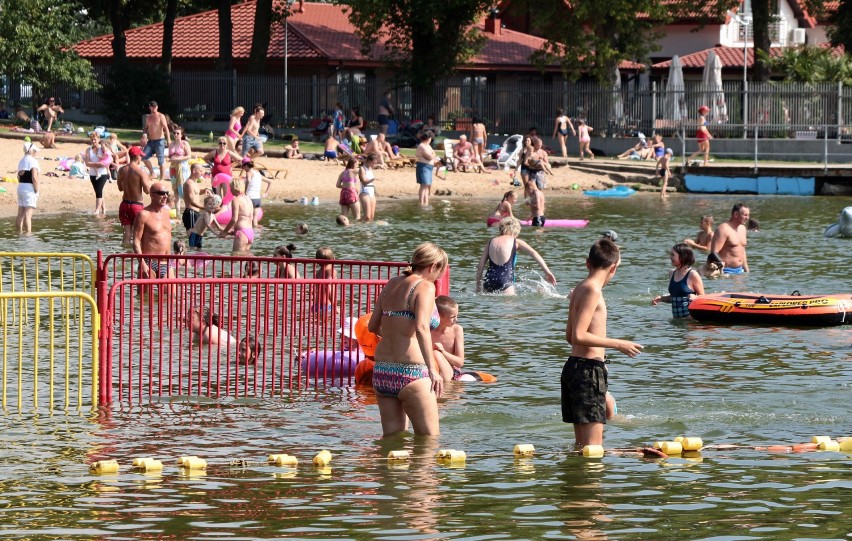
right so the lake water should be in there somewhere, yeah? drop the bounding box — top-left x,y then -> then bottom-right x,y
0,193 -> 850,540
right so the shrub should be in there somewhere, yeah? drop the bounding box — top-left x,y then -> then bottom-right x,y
100,63 -> 177,127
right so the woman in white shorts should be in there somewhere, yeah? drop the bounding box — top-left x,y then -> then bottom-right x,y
16,141 -> 41,233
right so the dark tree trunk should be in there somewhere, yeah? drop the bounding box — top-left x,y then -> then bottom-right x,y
751,0 -> 772,82
216,0 -> 234,70
248,0 -> 273,74
162,0 -> 178,74
109,0 -> 127,63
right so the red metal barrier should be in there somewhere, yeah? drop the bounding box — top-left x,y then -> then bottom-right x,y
95,251 -> 450,404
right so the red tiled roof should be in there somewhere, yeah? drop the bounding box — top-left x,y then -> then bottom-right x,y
652,44 -> 842,70
75,1 -> 560,69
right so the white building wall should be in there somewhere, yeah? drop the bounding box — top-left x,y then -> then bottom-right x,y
653,26 -> 720,58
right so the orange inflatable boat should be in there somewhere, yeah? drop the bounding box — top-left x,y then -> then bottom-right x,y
688,293 -> 852,326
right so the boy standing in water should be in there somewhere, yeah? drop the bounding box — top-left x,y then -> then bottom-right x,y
564,239 -> 642,446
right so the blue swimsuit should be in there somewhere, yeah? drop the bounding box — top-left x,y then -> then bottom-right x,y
483,239 -> 518,293
668,268 -> 695,318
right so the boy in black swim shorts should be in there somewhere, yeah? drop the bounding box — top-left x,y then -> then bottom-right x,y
563,239 -> 643,447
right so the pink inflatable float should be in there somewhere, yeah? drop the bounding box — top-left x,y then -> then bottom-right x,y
212,172 -> 263,226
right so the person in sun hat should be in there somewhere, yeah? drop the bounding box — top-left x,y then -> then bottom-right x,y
687,105 -> 713,166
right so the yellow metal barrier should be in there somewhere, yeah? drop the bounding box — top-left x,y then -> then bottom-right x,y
0,252 -> 96,296
0,292 -> 99,411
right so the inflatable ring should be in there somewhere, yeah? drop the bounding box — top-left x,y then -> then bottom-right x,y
354,313 -> 379,357
300,349 -> 363,379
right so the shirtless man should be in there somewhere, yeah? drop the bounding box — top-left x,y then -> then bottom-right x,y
117,146 -> 152,246
241,104 -> 265,158
132,182 -> 174,280
181,163 -> 209,237
219,177 -> 255,255
142,101 -> 171,182
377,90 -> 394,135
710,203 -> 750,274
453,135 -> 475,171
564,239 -> 642,447
528,180 -> 546,227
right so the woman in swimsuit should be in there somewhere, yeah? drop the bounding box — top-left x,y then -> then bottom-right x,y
168,126 -> 192,215
367,242 -> 448,436
687,105 -> 713,166
204,137 -> 242,180
218,177 -> 255,255
476,217 -> 556,295
651,243 -> 705,318
336,157 -> 361,222
359,153 -> 378,222
225,106 -> 245,151
487,190 -> 516,227
551,108 -> 576,158
470,117 -> 487,164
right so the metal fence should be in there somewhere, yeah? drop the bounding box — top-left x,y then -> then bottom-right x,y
47,71 -> 852,139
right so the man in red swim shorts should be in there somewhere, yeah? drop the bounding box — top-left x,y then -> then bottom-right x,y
117,146 -> 152,246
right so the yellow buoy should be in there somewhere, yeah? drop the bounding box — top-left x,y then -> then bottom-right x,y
180,457 -> 207,470
660,442 -> 683,455
811,436 -> 832,445
818,440 -> 840,452
513,444 -> 536,457
675,436 -> 685,443
681,437 -> 704,451
89,460 -> 120,474
176,456 -> 198,467
313,450 -> 333,466
652,441 -> 664,450
582,445 -> 604,458
387,450 -> 410,461
132,458 -> 163,471
839,439 -> 852,452
269,454 -> 298,466
436,449 -> 466,462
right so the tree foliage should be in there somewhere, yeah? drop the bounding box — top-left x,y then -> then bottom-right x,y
100,63 -> 177,126
337,0 -> 492,89
826,0 -> 852,52
759,45 -> 852,84
0,0 -> 99,111
524,0 -> 676,83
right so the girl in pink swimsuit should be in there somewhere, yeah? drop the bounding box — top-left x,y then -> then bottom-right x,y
577,120 -> 594,160
224,106 -> 245,151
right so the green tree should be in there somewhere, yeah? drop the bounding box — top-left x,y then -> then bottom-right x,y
525,0 -> 679,82
759,45 -> 852,84
338,0 -> 491,89
826,0 -> 852,51
0,0 -> 99,113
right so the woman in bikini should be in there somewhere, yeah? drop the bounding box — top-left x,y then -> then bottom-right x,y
168,126 -> 192,214
487,190 -> 516,227
551,108 -> 576,158
475,217 -> 556,295
367,242 -> 448,437
225,107 -> 245,151
336,157 -> 361,222
470,117 -> 487,164
218,177 -> 255,255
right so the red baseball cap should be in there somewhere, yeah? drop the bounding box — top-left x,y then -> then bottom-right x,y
129,146 -> 144,157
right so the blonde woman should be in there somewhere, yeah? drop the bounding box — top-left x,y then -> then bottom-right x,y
168,125 -> 192,214
367,242 -> 448,436
218,177 -> 254,255
225,106 -> 245,151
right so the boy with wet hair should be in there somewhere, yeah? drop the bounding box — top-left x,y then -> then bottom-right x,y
431,295 -> 465,381
564,239 -> 642,446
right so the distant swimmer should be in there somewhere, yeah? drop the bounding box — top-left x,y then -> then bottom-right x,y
710,203 -> 749,274
684,215 -> 714,253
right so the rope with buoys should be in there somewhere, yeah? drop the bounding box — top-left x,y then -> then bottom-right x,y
86,436 -> 852,475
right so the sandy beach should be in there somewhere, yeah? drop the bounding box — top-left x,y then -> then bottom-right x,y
0,133 -> 622,219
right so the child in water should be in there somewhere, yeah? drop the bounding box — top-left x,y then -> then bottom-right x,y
274,244 -> 300,279
651,243 -> 705,318
431,296 -> 465,381
187,195 -> 224,250
312,246 -> 337,313
684,215 -> 714,253
238,335 -> 261,365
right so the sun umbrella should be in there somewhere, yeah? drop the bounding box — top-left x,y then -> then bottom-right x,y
666,55 -> 685,121
611,64 -> 624,123
702,50 -> 728,123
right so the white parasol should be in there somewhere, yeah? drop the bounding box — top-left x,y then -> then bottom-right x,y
702,50 -> 728,123
665,55 -> 685,121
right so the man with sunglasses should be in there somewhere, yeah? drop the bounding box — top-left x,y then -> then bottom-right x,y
133,181 -> 174,280
117,146 -> 152,246
142,100 -> 171,182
